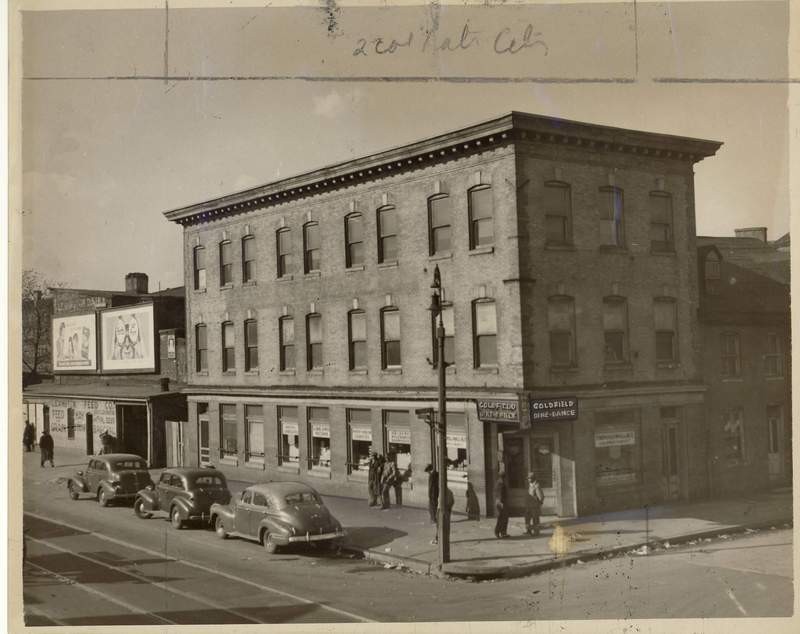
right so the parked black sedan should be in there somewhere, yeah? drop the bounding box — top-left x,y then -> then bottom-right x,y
133,467 -> 231,529
67,454 -> 153,507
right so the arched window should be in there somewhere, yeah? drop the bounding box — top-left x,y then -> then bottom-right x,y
377,205 -> 398,263
428,195 -> 452,255
348,310 -> 367,370
221,321 -> 235,372
345,213 -> 364,267
303,222 -> 321,273
193,245 -> 206,290
241,235 -> 256,282
472,300 -> 497,367
195,323 -> 208,372
306,313 -> 323,370
276,228 -> 292,278
244,319 -> 258,371
279,316 -> 295,371
380,307 -> 401,369
468,186 -> 494,249
219,240 -> 233,286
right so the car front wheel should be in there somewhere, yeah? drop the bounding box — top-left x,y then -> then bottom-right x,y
133,498 -> 152,519
98,488 -> 109,507
214,516 -> 227,539
68,482 -> 80,500
170,507 -> 184,529
263,532 -> 278,554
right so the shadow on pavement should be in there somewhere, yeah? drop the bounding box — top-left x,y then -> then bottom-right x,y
343,526 -> 407,549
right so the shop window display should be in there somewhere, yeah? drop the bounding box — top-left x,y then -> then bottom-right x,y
384,410 -> 411,475
594,411 -> 640,486
278,406 -> 299,465
308,407 -> 331,469
347,409 -> 372,474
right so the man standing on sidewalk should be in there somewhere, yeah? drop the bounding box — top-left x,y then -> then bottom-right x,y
380,457 -> 397,510
367,452 -> 380,507
425,463 -> 438,524
525,473 -> 544,536
39,430 -> 55,467
493,471 -> 509,538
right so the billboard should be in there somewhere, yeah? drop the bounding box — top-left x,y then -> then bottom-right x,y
52,313 -> 98,372
100,303 -> 156,372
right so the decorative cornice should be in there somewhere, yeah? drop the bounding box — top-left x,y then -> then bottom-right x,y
164,111 -> 722,227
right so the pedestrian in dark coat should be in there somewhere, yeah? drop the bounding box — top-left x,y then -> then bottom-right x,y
39,430 -> 55,467
465,482 -> 481,520
380,457 -> 397,510
525,473 -> 544,536
425,463 -> 439,524
367,452 -> 380,507
23,421 -> 35,452
493,473 -> 509,538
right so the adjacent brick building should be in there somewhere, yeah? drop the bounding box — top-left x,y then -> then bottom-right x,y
164,112 -> 721,516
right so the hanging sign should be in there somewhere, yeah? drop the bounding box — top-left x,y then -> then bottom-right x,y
311,423 -> 330,438
351,427 -> 372,442
388,428 -> 411,444
529,397 -> 579,423
281,422 -> 299,436
476,399 -> 519,423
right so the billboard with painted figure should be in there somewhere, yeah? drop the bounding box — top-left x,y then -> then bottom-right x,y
100,304 -> 156,372
52,313 -> 97,372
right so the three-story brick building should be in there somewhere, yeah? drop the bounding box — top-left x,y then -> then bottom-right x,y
164,112 -> 721,516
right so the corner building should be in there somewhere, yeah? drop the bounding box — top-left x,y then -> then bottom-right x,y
164,112 -> 721,517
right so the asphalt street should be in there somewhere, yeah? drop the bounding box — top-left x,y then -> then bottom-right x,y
20,460 -> 794,625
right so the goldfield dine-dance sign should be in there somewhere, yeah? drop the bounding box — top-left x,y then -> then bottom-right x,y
529,397 -> 579,422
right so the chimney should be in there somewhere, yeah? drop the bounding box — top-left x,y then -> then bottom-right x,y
734,227 -> 767,242
125,272 -> 149,294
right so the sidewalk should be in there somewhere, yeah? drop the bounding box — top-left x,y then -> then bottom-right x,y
26,447 -> 794,579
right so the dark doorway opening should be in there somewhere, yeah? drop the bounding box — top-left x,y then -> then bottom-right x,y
117,404 -> 148,460
86,413 -> 94,455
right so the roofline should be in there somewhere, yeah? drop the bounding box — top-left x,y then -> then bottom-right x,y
163,111 -> 722,226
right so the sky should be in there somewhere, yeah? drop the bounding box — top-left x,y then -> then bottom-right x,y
19,1 -> 791,291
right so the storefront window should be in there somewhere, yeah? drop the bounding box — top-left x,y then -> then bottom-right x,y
308,407 -> 331,469
445,412 -> 468,477
278,406 -> 299,465
245,404 -> 264,461
384,410 -> 411,477
220,404 -> 237,458
594,410 -> 640,486
347,409 -> 372,474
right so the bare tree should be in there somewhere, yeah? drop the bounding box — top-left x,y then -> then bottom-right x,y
22,270 -> 63,384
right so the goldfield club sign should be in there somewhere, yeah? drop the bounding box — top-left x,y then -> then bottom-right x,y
476,399 -> 519,423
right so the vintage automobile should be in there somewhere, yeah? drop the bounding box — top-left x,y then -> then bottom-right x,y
211,482 -> 346,553
133,467 -> 231,529
67,453 -> 153,507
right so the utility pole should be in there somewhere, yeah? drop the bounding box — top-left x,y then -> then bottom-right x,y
428,264 -> 450,566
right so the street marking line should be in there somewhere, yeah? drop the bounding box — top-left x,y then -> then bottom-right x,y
24,559 -> 176,626
725,587 -> 748,616
25,511 -> 374,623
29,536 -> 264,625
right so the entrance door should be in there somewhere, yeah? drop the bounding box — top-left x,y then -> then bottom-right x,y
530,435 -> 558,515
662,422 -> 681,500
86,414 -> 94,455
502,432 -> 559,515
503,435 -> 528,512
767,406 -> 784,482
199,415 -> 211,465
166,420 -> 184,467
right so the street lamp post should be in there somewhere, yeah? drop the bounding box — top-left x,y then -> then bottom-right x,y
429,265 -> 450,567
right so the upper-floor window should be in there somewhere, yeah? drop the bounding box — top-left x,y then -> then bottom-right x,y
306,313 -> 323,370
193,246 -> 206,290
377,206 -> 398,263
428,195 -> 452,256
473,300 -> 497,367
242,235 -> 256,283
195,323 -> 208,372
721,332 -> 741,378
468,187 -> 494,249
219,240 -> 233,286
654,299 -> 677,363
276,228 -> 292,278
649,192 -> 674,252
348,310 -> 367,370
544,182 -> 572,246
345,213 -> 364,268
599,187 -> 625,248
279,316 -> 295,371
244,319 -> 258,371
704,251 -> 721,295
303,222 -> 321,273
765,333 -> 783,377
381,308 -> 401,369
548,296 -> 576,367
432,304 -> 455,367
603,297 -> 629,364
222,321 -> 235,372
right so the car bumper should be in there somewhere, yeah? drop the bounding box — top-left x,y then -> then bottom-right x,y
108,491 -> 138,501
287,529 -> 346,544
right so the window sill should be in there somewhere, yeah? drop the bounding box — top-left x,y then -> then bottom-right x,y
307,468 -> 332,480
765,375 -> 785,381
307,369 -> 324,376
279,369 -> 296,376
469,246 -> 494,256
195,370 -> 209,377
474,366 -> 499,374
244,370 -> 260,376
223,370 -> 237,376
381,368 -> 403,375
429,252 -> 453,262
604,362 -> 633,371
192,288 -> 207,294
220,284 -> 234,291
544,243 -> 575,251
720,377 -> 744,383
349,369 -> 368,375
245,459 -> 265,469
598,245 -> 628,254
243,280 -> 258,286
656,362 -> 681,370
277,464 -> 300,474
346,265 -> 366,272
650,248 -> 676,256
550,365 -> 579,373
304,271 -> 322,279
277,274 -> 294,282
220,456 -> 239,467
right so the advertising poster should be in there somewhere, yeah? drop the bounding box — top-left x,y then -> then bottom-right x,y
100,304 -> 156,372
52,313 -> 97,372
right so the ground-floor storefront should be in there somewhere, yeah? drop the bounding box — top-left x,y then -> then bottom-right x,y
171,384 -> 710,518
22,383 -> 187,468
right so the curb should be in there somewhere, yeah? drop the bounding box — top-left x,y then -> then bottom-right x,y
344,517 -> 793,580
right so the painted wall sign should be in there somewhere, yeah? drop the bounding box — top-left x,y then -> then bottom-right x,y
100,304 -> 156,372
351,427 -> 372,442
477,399 -> 519,423
387,428 -> 411,444
52,313 -> 98,372
281,422 -> 299,436
529,397 -> 579,422
311,423 -> 330,438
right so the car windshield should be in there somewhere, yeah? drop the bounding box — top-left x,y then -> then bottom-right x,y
284,492 -> 320,505
192,475 -> 226,488
112,459 -> 147,470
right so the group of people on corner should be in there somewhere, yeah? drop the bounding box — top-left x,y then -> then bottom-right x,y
23,421 -> 119,469
367,451 -> 405,510
493,471 -> 544,539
